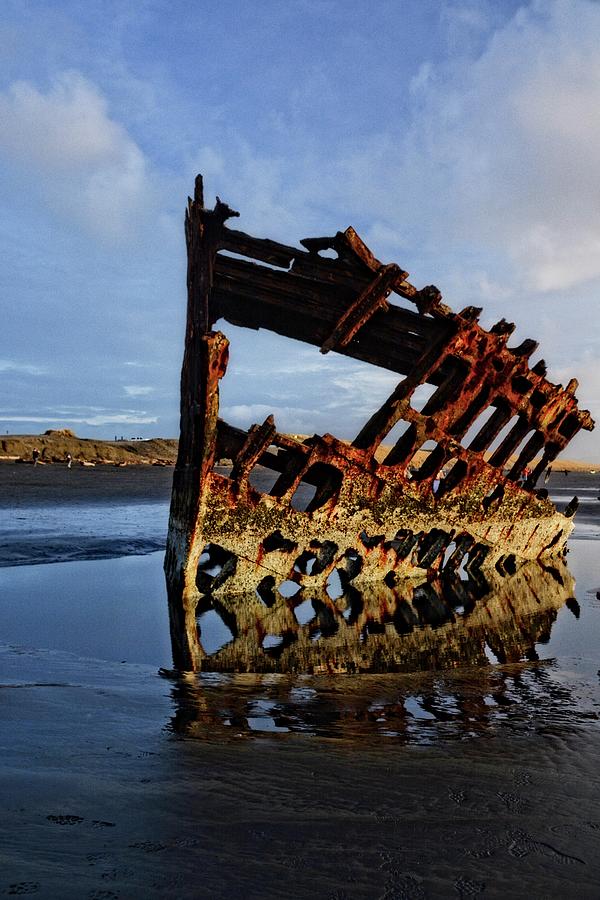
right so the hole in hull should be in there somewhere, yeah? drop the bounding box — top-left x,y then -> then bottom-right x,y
263,530 -> 297,553
278,579 -> 302,598
196,543 -> 238,593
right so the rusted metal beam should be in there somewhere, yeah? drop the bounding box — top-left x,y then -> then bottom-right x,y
320,263 -> 401,354
230,416 -> 277,481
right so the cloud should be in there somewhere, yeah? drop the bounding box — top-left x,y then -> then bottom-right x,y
0,71 -> 150,239
123,385 -> 154,397
405,0 -> 600,292
221,403 -> 322,434
189,142 -> 315,242
203,0 -> 599,298
329,367 -> 399,419
189,0 -> 600,298
234,355 -> 331,377
0,406 -> 158,426
0,359 -> 45,375
438,0 -> 500,40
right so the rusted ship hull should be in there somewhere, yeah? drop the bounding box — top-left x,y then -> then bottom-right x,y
165,175 -> 592,670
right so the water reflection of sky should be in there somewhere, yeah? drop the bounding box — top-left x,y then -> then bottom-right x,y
5,501 -> 168,539
1,501 -> 168,566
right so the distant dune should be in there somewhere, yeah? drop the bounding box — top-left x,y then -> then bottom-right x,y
1,430 -> 598,472
289,433 -> 600,474
0,430 -> 177,466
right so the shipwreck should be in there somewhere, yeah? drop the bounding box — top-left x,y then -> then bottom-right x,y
165,175 -> 593,670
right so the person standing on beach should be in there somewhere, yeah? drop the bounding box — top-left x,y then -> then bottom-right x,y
66,453 -> 72,469
32,448 -> 40,465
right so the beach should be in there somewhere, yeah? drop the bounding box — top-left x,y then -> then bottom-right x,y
4,0 -> 600,896
0,464 -> 172,567
2,465 -> 600,898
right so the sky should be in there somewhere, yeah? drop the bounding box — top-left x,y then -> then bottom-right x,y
1,0 -> 600,460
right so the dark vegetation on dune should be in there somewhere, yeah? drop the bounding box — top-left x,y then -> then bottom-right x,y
0,429 -> 177,466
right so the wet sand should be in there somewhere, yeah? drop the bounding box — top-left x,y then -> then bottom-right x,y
3,646 -> 600,898
0,462 -> 174,505
2,465 -> 600,897
0,464 -> 173,567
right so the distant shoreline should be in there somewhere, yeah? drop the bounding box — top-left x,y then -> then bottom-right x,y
0,430 -> 177,467
1,430 -> 599,473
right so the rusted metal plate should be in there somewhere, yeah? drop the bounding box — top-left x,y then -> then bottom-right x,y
165,175 -> 593,670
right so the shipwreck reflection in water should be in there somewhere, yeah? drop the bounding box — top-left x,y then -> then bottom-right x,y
195,561 -> 572,674
165,560 -> 595,743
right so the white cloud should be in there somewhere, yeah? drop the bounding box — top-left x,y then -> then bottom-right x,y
409,62 -> 434,97
223,0 -> 600,298
234,355 -> 331,377
0,414 -> 158,425
406,0 -> 600,292
363,222 -> 408,256
0,359 -> 45,375
0,71 -> 150,239
222,404 -> 277,424
123,385 -> 154,397
329,367 -> 399,418
187,140 -> 329,242
221,403 -> 322,434
439,0 -> 497,36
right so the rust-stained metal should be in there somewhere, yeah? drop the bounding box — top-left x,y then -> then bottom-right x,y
165,174 -> 593,671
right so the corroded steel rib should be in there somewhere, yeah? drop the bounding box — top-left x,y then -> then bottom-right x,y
165,175 -> 593,670
320,262 -> 402,353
